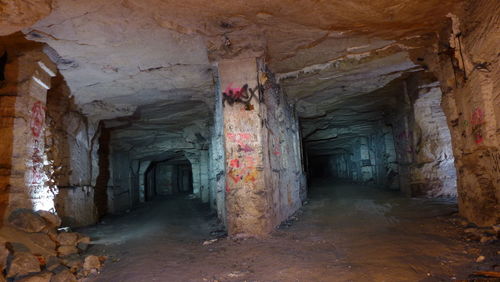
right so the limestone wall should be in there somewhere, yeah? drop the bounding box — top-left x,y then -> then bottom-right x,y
427,0 -> 499,225
259,62 -> 306,224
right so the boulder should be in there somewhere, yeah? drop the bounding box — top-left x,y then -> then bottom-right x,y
57,246 -> 78,257
50,269 -> 77,282
59,254 -> 82,272
8,209 -> 47,233
27,233 -> 56,252
76,234 -> 91,244
45,256 -> 61,272
83,255 -> 101,275
36,211 -> 61,228
56,233 -> 78,246
7,252 -> 41,278
17,271 -> 52,282
76,242 -> 89,252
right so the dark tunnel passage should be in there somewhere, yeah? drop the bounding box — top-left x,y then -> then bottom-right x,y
144,157 -> 193,201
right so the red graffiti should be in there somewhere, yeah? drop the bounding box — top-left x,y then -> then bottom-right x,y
238,144 -> 254,152
471,107 -> 484,144
225,183 -> 230,193
224,84 -> 247,100
30,101 -> 45,137
230,159 -> 240,168
471,107 -> 484,125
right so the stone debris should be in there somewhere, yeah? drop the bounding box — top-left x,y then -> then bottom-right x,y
0,209 -> 104,281
16,271 -> 52,282
476,255 -> 486,263
7,252 -> 41,278
202,239 -> 218,246
7,209 -> 47,233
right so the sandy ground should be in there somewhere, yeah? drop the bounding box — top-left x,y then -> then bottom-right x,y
80,179 -> 499,281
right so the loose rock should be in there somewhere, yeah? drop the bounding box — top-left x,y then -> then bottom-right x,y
56,233 -> 78,246
8,209 -> 47,233
50,269 -> 77,282
17,271 -> 52,282
83,255 -> 101,275
28,232 -> 57,252
7,252 -> 41,278
476,255 -> 485,263
36,211 -> 62,228
57,246 -> 78,257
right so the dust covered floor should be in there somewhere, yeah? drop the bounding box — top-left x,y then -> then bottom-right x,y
80,180 -> 497,281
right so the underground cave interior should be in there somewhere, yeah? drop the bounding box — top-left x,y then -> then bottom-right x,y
0,0 -> 499,281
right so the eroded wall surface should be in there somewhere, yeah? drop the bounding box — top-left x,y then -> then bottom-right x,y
427,0 -> 499,225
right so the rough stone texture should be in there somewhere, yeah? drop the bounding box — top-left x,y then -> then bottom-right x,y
8,209 -> 47,233
57,245 -> 78,256
45,75 -> 99,227
7,252 -> 41,278
425,0 -> 499,226
219,58 -> 270,236
27,232 -> 56,253
0,0 -> 53,36
17,271 -> 52,282
411,86 -> 457,197
55,187 -> 98,227
259,63 -> 307,223
0,35 -> 58,219
50,269 -> 76,282
218,58 -> 305,236
82,255 -> 101,275
36,211 -> 61,228
56,232 -> 78,246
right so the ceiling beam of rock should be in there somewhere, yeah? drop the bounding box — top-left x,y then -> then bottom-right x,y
1,0 -> 464,157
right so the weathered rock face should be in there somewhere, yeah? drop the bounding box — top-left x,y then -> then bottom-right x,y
0,0 -> 498,234
0,0 -> 53,36
424,0 -> 499,226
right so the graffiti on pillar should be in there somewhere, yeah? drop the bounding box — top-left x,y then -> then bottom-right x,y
227,133 -> 254,153
226,132 -> 258,187
470,107 -> 484,144
272,135 -> 281,156
228,155 -> 257,184
222,83 -> 261,110
30,101 -> 45,137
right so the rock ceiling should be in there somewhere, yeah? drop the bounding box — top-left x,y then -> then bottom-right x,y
2,0 -> 463,156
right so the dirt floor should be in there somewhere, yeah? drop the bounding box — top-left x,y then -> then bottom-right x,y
80,179 -> 499,281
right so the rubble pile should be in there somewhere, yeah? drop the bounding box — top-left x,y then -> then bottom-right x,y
0,209 -> 105,281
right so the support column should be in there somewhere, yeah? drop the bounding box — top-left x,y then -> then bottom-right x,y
218,58 -> 270,236
0,49 -> 57,219
200,150 -> 209,203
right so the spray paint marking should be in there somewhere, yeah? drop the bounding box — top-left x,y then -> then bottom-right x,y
30,101 -> 45,137
471,107 -> 484,144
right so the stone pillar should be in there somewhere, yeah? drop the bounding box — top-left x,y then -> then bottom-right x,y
218,58 -> 270,236
0,49 -> 57,219
200,149 -> 209,203
186,151 -> 201,197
